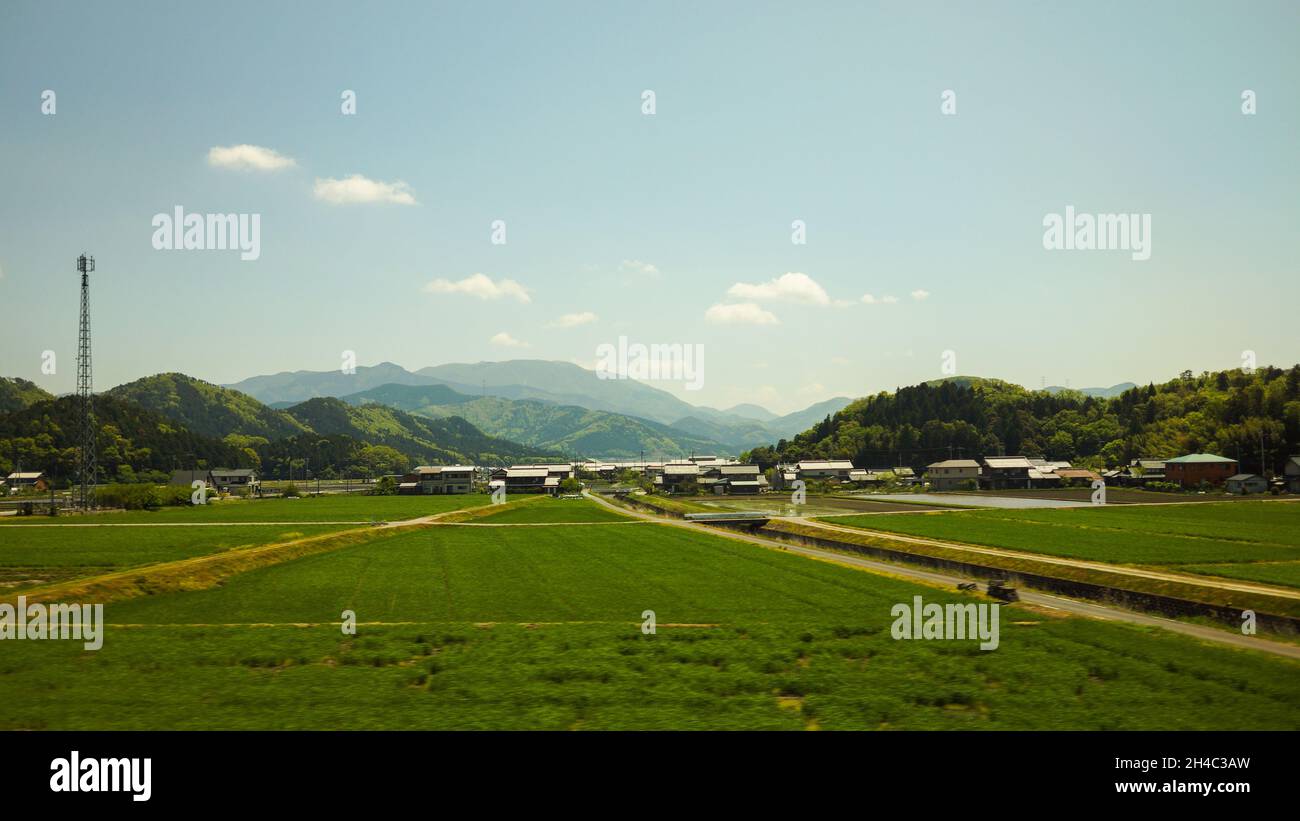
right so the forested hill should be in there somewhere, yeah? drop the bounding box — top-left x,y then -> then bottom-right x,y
107,373 -> 310,440
743,366 -> 1300,473
0,377 -> 54,415
0,376 -> 559,482
0,394 -> 247,481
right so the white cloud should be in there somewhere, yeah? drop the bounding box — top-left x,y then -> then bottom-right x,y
619,259 -> 660,277
489,331 -> 529,348
547,311 -> 597,328
704,302 -> 779,325
727,272 -> 830,305
911,289 -> 930,301
207,144 -> 296,172
313,174 -> 417,205
831,356 -> 851,366
424,273 -> 530,303
861,293 -> 900,305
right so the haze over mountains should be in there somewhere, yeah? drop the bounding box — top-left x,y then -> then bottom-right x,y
226,360 -> 855,454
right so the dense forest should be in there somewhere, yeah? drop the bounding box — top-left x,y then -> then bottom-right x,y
743,366 -> 1300,474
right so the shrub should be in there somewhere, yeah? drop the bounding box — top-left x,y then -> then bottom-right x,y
90,483 -> 192,510
95,483 -> 168,510
281,482 -> 301,498
1145,481 -> 1181,493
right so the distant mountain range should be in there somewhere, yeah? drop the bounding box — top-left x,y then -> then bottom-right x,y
1042,382 -> 1138,399
3,362 -> 1190,482
338,383 -> 723,458
226,359 -> 854,453
105,374 -> 551,466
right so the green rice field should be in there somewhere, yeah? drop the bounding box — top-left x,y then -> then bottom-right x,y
0,493 -> 487,525
468,497 -> 633,524
0,523 -> 352,591
1,508 -> 1297,730
819,501 -> 1300,581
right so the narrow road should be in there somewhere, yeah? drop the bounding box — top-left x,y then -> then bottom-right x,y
584,492 -> 1300,660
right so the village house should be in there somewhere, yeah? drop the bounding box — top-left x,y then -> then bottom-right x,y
772,465 -> 798,490
848,468 -> 886,487
1225,473 -> 1268,495
169,468 -> 212,489
4,471 -> 47,492
1027,466 -> 1063,488
794,459 -> 856,481
1287,456 -> 1300,494
1055,467 -> 1102,486
889,466 -> 916,482
980,456 -> 1035,489
925,459 -> 981,491
1164,453 -> 1238,488
715,464 -> 764,494
1123,459 -> 1167,486
208,468 -> 259,494
494,467 -> 554,494
657,463 -> 700,493
398,465 -> 475,495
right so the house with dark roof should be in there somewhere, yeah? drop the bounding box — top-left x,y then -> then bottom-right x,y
169,468 -> 212,488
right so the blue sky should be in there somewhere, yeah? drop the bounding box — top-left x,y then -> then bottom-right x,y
1,0 -> 1297,413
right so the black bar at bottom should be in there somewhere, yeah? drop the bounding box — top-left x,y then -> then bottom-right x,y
3,730 -> 1288,809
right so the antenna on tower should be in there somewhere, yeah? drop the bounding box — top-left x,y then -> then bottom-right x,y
76,254 -> 96,510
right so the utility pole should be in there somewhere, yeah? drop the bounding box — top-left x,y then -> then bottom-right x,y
75,254 -> 96,510
1260,429 -> 1267,478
